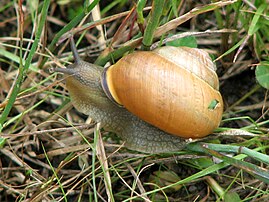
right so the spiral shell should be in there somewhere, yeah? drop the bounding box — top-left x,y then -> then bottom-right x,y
101,46 -> 223,138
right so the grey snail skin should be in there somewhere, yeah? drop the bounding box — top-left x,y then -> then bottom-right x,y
55,38 -> 223,153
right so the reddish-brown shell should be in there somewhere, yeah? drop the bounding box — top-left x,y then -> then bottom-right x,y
101,46 -> 223,138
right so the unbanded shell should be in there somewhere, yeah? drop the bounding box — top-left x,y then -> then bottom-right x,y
101,46 -> 223,138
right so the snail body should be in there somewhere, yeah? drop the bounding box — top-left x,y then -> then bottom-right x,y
56,38 -> 223,153
62,62 -> 185,153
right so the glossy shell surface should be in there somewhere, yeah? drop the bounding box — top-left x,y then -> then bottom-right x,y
102,46 -> 223,138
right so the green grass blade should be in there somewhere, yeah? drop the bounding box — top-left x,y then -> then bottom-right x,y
137,0 -> 147,24
142,0 -> 165,49
187,143 -> 269,165
186,143 -> 269,184
42,0 -> 100,67
0,0 -> 50,131
0,48 -> 39,72
92,124 -> 99,202
248,4 -> 267,36
41,143 -> 68,202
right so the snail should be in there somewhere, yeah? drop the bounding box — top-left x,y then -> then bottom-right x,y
55,38 -> 223,153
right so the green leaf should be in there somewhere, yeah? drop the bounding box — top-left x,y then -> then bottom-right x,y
149,170 -> 182,193
191,157 -> 214,169
224,191 -> 242,202
208,99 -> 220,110
255,64 -> 269,89
25,169 -> 33,176
166,35 -> 197,48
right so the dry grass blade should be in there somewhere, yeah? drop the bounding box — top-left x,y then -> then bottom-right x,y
1,0 -> 269,201
154,1 -> 237,38
95,123 -> 114,202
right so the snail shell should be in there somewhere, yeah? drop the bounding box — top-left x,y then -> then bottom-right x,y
101,46 -> 223,138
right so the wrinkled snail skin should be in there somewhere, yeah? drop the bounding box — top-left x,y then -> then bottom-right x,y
56,39 -> 223,153
56,41 -> 187,153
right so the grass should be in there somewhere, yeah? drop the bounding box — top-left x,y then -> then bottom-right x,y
1,0 -> 269,201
